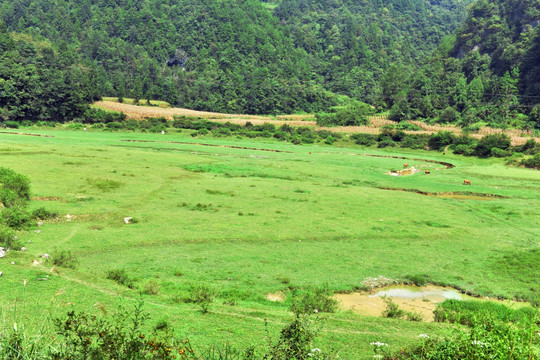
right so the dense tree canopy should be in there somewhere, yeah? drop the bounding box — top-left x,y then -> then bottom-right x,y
0,22 -> 98,122
0,0 -> 472,115
385,0 -> 540,129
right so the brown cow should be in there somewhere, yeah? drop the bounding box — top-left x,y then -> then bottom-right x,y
463,179 -> 471,185
404,164 -> 409,168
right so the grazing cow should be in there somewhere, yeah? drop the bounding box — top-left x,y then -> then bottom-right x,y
464,179 -> 471,185
424,171 -> 431,175
404,164 -> 409,168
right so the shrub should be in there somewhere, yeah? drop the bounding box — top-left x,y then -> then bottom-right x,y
0,167 -> 31,208
438,106 -> 459,123
428,131 -> 456,151
0,225 -> 21,249
265,313 -> 323,360
453,144 -> 476,156
490,147 -> 511,157
400,134 -> 430,149
379,316 -> 539,359
378,138 -> 396,148
404,274 -> 431,286
141,280 -> 160,295
289,285 -> 338,315
352,133 -> 377,146
433,299 -> 537,326
82,108 -> 126,124
31,206 -> 57,220
381,297 -> 423,321
396,122 -> 422,131
520,153 -> 540,169
5,120 -> 19,129
106,268 -> 135,288
0,206 -> 32,230
475,133 -> 511,157
381,297 -> 406,318
105,122 -> 123,131
52,250 -> 79,269
187,285 -> 216,314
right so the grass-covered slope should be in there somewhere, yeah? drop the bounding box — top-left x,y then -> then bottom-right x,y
0,128 -> 538,358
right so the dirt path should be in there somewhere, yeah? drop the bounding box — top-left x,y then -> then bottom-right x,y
0,131 -> 54,137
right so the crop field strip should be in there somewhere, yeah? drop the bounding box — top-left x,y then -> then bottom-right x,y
94,101 -> 540,146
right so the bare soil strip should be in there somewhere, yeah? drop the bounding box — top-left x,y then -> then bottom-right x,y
32,196 -> 62,201
120,139 -> 293,153
0,131 -> 54,138
376,187 -> 505,200
357,153 -> 455,169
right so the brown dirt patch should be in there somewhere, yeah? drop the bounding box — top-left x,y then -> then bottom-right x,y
0,131 -> 54,138
336,292 -> 438,321
32,196 -> 62,201
376,187 -> 503,200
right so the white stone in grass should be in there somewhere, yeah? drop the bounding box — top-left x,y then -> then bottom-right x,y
42,254 -> 50,259
10,262 -> 14,265
161,130 -> 165,135
124,217 -> 133,224
0,248 -> 5,258
0,271 -> 2,277
38,221 -> 43,227
21,247 -> 27,252
35,230 -> 41,234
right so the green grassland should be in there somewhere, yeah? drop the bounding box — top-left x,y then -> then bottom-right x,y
0,128 -> 539,358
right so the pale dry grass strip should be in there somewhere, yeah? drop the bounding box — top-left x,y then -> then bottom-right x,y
93,101 -> 539,146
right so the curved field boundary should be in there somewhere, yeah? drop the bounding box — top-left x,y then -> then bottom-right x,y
357,153 -> 455,169
376,187 -> 505,200
120,139 -> 293,153
0,131 -> 54,138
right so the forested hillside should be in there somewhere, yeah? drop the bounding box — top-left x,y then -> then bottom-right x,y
386,0 -> 540,129
0,22 -> 98,122
0,0 -> 471,115
274,0 -> 472,102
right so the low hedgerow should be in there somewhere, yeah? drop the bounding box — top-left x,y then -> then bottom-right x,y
434,299 -> 538,326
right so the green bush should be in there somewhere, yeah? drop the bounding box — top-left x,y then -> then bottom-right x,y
400,134 -> 430,149
31,206 -> 57,220
351,133 -> 377,146
0,225 -> 21,249
396,122 -> 422,131
0,167 -> 31,208
520,154 -> 540,169
428,131 -> 456,151
105,122 -> 123,131
475,133 -> 511,157
433,299 -> 537,326
377,138 -> 396,148
379,315 -> 539,360
0,206 -> 32,230
106,268 -> 135,288
52,250 -> 79,269
187,285 -> 216,314
289,285 -> 338,315
5,120 -> 19,129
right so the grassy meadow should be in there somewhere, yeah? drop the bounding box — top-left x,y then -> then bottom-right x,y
0,128 -> 539,358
